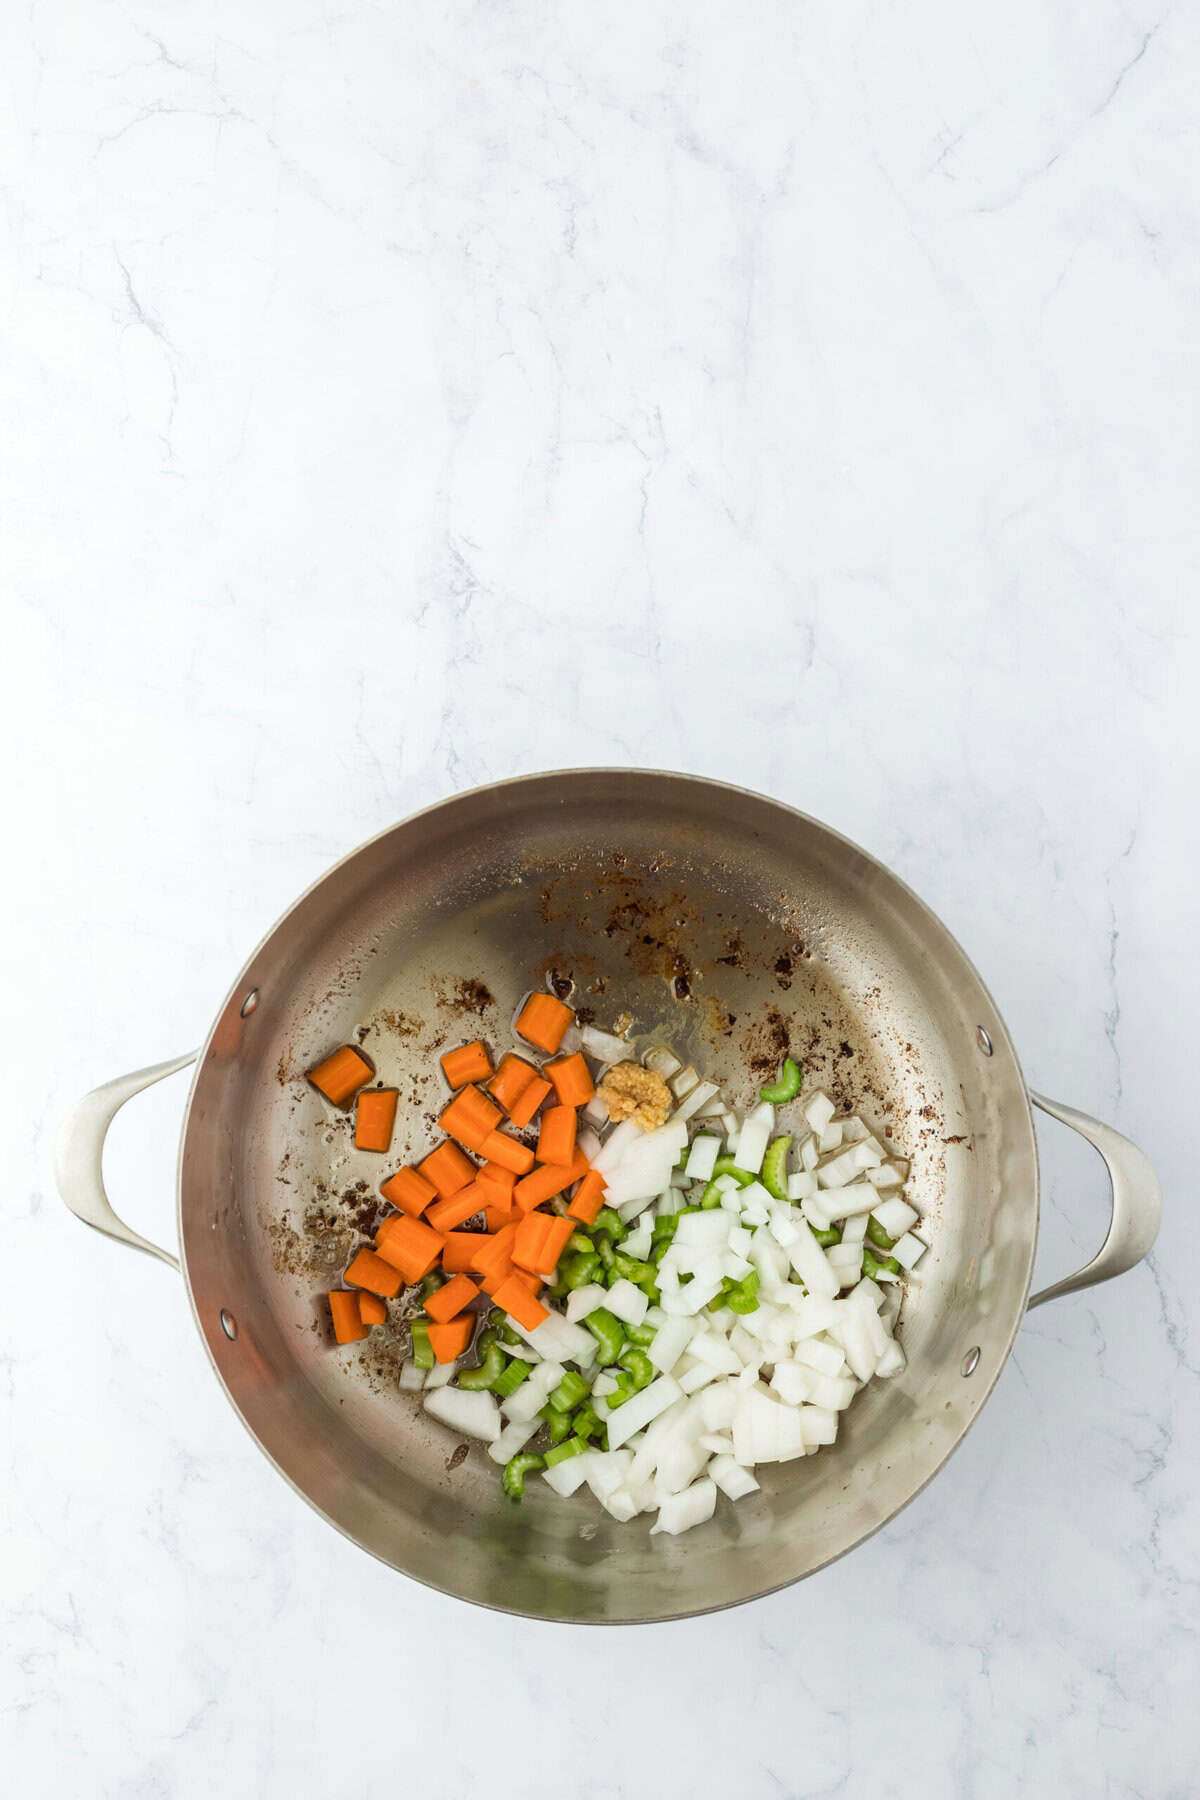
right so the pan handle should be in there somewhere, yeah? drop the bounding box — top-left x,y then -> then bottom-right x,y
54,1052 -> 199,1272
1026,1092 -> 1161,1309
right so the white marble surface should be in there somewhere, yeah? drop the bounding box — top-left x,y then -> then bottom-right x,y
5,0 -> 1198,1792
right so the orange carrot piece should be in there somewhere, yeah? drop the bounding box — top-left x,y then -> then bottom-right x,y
359,1291 -> 387,1326
511,1211 -> 552,1273
567,1168 -> 608,1226
488,1052 -> 539,1112
544,1051 -> 596,1108
439,1039 -> 493,1090
513,1161 -> 578,1213
513,1212 -> 575,1276
329,1290 -> 367,1344
509,1269 -> 545,1298
492,1274 -> 549,1331
507,1075 -> 553,1130
344,1248 -> 405,1298
539,1215 -> 575,1272
425,1181 -> 487,1234
537,1103 -> 577,1168
471,1222 -> 518,1276
354,1087 -> 399,1152
373,1215 -> 443,1284
379,1166 -> 437,1219
439,1084 -> 503,1153
440,1231 -> 484,1273
564,1146 -> 591,1183
425,1272 -> 480,1323
418,1140 -> 477,1199
514,992 -> 574,1055
480,1129 -> 536,1175
479,1259 -> 517,1297
308,1045 -> 374,1108
427,1314 -> 474,1363
476,1161 -> 516,1201
484,1202 -> 517,1232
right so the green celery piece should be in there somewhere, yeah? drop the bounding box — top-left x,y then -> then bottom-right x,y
760,1057 -> 802,1104
501,1452 -> 544,1499
544,1435 -> 589,1468
760,1135 -> 792,1201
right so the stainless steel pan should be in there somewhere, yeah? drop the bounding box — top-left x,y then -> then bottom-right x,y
55,771 -> 1161,1622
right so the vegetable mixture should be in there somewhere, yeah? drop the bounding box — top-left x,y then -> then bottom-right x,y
309,992 -> 928,1537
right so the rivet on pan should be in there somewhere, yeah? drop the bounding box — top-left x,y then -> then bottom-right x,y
976,1026 -> 993,1056
219,1309 -> 238,1341
961,1346 -> 981,1377
240,990 -> 259,1018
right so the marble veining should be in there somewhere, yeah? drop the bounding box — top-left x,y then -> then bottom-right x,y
4,0 -> 1197,1793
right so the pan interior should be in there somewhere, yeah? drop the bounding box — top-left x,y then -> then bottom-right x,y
180,773 -> 1035,1621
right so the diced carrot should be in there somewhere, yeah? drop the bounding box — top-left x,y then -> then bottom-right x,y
354,1087 -> 399,1152
564,1146 -> 591,1183
373,1214 -> 443,1284
480,1130 -> 536,1175
567,1167 -> 608,1226
513,1161 -> 577,1213
308,1045 -> 374,1108
513,1212 -> 575,1276
440,1040 -> 493,1089
379,1166 -> 437,1219
344,1248 -> 404,1298
542,1215 -> 575,1271
427,1314 -> 474,1363
359,1292 -> 387,1326
418,1140 -> 477,1199
479,1259 -> 516,1297
509,1268 -> 544,1297
492,1274 -> 549,1331
425,1272 -> 479,1323
439,1084 -> 503,1153
514,992 -> 574,1054
507,1076 -> 552,1130
471,1222 -> 517,1276
476,1161 -> 516,1201
376,1212 -> 429,1263
544,1051 -> 596,1108
329,1290 -> 367,1344
488,1052 -> 538,1113
484,1202 -> 516,1232
426,1181 -> 487,1234
511,1210 -> 551,1273
537,1103 -> 577,1168
441,1231 -> 485,1274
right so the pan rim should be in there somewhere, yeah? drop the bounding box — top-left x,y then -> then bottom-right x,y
175,767 -> 1039,1623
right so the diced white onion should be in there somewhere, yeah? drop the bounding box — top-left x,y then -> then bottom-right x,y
803,1091 -> 835,1134
488,1417 -> 540,1463
670,1066 -> 699,1099
605,1278 -> 649,1326
423,1387 -> 500,1442
651,1477 -> 717,1535
644,1046 -> 682,1079
892,1232 -> 927,1270
607,1376 -> 686,1450
871,1196 -> 919,1237
622,1221 -> 652,1260
542,1453 -> 594,1496
786,1220 -> 840,1298
581,1024 -> 630,1064
565,1283 -> 609,1323
710,1456 -> 760,1500
684,1135 -> 721,1183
